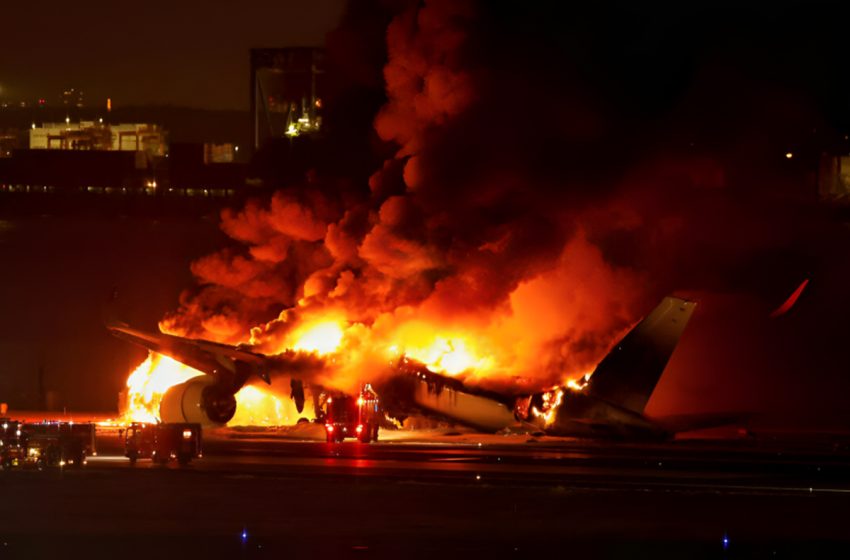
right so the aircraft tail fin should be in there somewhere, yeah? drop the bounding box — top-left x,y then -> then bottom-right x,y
585,296 -> 696,414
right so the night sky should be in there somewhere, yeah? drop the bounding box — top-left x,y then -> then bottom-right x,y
0,0 -> 345,110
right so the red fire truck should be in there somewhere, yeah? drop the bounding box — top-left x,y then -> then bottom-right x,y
1,421 -> 94,469
322,385 -> 381,443
124,422 -> 202,466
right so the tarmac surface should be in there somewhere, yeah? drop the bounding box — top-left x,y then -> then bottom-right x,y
3,427 -> 850,559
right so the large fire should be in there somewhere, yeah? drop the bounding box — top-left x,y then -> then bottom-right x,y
121,352 -> 314,426
290,321 -> 345,354
117,3 -> 646,427
123,353 -> 202,424
382,322 -> 495,376
119,317 -> 507,426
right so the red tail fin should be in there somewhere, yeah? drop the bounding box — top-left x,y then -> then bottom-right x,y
770,279 -> 809,318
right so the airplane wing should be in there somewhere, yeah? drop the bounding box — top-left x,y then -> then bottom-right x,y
107,321 -> 272,388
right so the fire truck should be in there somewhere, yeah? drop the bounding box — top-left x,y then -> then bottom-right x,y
15,421 -> 94,468
322,385 -> 381,443
0,419 -> 25,468
124,422 -> 202,466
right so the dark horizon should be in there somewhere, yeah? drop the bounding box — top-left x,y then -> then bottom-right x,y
0,0 -> 345,111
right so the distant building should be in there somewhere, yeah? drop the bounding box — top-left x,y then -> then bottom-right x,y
250,48 -> 325,150
819,153 -> 850,200
204,143 -> 237,163
168,142 -> 247,193
29,122 -> 167,157
0,149 -> 152,192
0,111 -> 249,202
0,129 -> 24,158
62,88 -> 84,109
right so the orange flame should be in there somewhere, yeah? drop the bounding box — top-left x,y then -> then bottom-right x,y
530,388 -> 564,426
290,320 -> 345,354
121,305 -> 592,426
123,353 -> 204,423
566,373 -> 591,392
121,352 -> 315,426
382,322 -> 495,376
229,385 -> 315,426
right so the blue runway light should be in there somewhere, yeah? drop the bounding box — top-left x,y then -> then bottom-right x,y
241,528 -> 248,541
722,533 -> 729,550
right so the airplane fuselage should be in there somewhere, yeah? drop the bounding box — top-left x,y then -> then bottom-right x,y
546,391 -> 668,439
109,296 -> 697,436
379,370 -> 670,439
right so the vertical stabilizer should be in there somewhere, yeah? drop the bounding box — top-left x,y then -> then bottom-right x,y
585,297 -> 696,414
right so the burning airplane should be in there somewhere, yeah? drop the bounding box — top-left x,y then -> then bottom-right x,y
108,295 -> 710,439
103,2 -> 778,437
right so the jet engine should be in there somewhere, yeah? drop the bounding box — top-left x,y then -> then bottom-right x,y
159,376 -> 237,426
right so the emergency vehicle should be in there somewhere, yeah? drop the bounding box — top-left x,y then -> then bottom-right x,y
124,422 -> 201,466
19,421 -> 93,468
0,419 -> 25,468
322,385 -> 381,443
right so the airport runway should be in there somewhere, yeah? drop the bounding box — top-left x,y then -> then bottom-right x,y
3,431 -> 850,558
97,431 -> 850,494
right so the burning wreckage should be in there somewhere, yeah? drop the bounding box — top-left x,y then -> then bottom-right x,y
109,296 -> 730,439
100,1 -> 763,442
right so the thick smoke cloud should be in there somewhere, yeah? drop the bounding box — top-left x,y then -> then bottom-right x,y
162,2 -> 850,420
